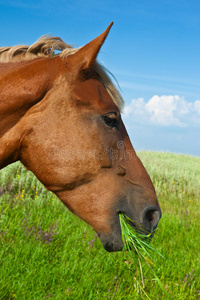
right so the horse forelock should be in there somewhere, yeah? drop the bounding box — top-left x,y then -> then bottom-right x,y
0,35 -> 124,110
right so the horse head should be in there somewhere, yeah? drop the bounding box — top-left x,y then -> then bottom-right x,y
0,23 -> 161,251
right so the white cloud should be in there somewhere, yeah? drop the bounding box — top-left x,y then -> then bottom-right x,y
194,100 -> 200,114
123,95 -> 200,127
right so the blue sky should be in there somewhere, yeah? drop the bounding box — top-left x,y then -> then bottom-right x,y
1,0 -> 200,156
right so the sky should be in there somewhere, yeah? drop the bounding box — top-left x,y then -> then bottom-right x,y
0,0 -> 200,156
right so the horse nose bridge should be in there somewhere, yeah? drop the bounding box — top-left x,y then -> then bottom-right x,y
118,160 -> 160,204
121,153 -> 155,191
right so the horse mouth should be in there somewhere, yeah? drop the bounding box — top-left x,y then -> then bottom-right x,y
98,205 -> 160,252
125,215 -> 153,237
119,212 -> 155,248
98,231 -> 124,252
98,217 -> 145,252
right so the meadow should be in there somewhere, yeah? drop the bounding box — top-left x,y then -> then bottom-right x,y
0,152 -> 199,299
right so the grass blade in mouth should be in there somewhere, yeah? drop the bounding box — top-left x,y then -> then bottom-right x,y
119,213 -> 165,292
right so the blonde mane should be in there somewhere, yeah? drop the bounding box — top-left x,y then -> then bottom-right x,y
0,35 -> 124,110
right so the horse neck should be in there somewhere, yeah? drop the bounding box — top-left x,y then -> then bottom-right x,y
0,57 -> 62,169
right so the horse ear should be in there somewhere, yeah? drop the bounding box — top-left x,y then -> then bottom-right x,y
66,22 -> 113,71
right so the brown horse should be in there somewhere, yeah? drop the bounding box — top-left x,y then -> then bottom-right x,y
0,23 -> 161,251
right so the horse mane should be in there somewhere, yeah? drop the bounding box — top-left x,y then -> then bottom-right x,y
0,35 -> 124,110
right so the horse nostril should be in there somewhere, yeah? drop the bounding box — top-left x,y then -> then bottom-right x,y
147,210 -> 154,221
142,207 -> 161,232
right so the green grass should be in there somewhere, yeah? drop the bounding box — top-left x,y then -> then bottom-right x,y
0,152 -> 200,299
119,213 -> 165,294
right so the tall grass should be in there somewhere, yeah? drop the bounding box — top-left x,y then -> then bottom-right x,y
0,152 -> 200,299
119,213 -> 165,290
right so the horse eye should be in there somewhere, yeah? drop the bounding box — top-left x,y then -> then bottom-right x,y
102,113 -> 118,128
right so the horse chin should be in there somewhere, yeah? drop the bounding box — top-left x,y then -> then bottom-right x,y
98,232 -> 124,252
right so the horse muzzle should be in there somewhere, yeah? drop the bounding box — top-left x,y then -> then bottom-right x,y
99,197 -> 161,252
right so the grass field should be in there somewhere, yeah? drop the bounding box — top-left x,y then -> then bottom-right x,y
0,152 -> 200,299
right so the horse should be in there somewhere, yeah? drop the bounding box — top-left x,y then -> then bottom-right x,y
0,23 -> 161,252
